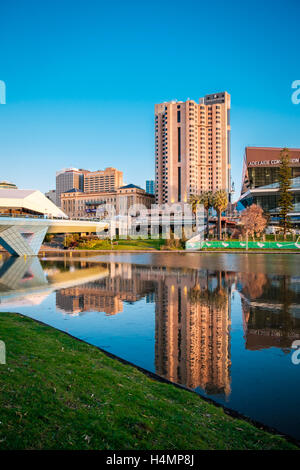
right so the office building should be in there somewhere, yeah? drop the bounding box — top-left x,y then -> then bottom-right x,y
155,92 -> 231,204
146,179 -> 155,195
45,189 -> 56,205
56,168 -> 86,207
240,147 -> 300,222
56,167 -> 123,207
84,167 -> 123,193
61,184 -> 154,218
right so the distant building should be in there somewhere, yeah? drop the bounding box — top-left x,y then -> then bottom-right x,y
240,147 -> 300,223
56,168 -> 86,207
61,184 -> 154,218
155,92 -> 231,204
0,188 -> 67,218
146,180 -> 155,195
0,181 -> 18,190
45,189 -> 56,205
84,167 -> 123,193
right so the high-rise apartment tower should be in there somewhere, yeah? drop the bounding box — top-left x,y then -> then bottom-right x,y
155,92 -> 231,204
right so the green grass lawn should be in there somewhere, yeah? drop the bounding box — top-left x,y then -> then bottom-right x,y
0,312 -> 297,450
78,238 -> 166,251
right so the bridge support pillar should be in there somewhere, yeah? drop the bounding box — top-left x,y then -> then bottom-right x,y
0,224 -> 48,256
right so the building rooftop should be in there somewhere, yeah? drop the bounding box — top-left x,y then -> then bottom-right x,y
246,146 -> 300,152
0,181 -> 18,189
119,184 -> 143,190
0,189 -> 36,198
64,188 -> 83,193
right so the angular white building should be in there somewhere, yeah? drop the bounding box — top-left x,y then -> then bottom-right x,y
0,189 -> 67,219
0,189 -> 108,256
0,189 -> 67,256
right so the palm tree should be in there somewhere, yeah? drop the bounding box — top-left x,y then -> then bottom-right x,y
213,190 -> 228,240
188,194 -> 201,231
189,194 -> 200,215
199,191 -> 213,239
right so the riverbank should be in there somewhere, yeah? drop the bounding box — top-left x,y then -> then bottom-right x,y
39,237 -> 300,255
38,247 -> 300,256
0,312 -> 297,450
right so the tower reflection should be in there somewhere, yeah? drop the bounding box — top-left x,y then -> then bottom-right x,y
1,256 -> 300,403
155,270 -> 232,397
52,262 -> 232,398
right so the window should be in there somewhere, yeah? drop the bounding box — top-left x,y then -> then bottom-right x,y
177,127 -> 181,162
177,110 -> 181,123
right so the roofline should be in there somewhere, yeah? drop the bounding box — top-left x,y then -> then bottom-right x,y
245,146 -> 300,152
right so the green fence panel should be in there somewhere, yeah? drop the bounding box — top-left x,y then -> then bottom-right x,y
186,240 -> 300,250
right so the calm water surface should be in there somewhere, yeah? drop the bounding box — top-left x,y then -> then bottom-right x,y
0,252 -> 300,439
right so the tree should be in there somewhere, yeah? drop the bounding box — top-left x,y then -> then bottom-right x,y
181,227 -> 188,247
64,233 -> 80,248
278,148 -> 294,239
213,190 -> 228,240
189,194 -> 200,215
240,204 -> 267,240
188,194 -> 201,231
199,191 -> 213,238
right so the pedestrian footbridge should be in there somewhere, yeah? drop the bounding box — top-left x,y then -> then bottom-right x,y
0,217 -> 108,256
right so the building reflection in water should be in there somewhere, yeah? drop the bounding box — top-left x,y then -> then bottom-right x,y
54,262 -> 232,398
238,272 -> 300,350
56,263 -> 155,316
155,270 -> 231,397
1,256 -> 300,403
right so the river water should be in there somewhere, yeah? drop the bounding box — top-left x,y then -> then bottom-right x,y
0,252 -> 299,439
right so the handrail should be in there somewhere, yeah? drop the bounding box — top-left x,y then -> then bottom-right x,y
0,213 -> 104,222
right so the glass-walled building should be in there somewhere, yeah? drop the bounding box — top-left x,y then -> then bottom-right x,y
146,180 -> 155,195
240,147 -> 300,223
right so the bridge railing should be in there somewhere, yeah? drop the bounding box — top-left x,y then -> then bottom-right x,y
0,213 -> 103,222
0,213 -> 64,220
0,213 -> 47,219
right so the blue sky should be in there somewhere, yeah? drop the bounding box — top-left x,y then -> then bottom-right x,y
0,0 -> 299,201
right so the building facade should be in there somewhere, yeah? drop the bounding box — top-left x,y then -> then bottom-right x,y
83,167 -> 123,193
240,147 -> 300,222
56,168 -> 86,207
45,189 -> 56,205
61,184 -> 154,218
155,92 -> 231,204
56,167 -> 123,207
146,179 -> 155,195
0,189 -> 67,218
